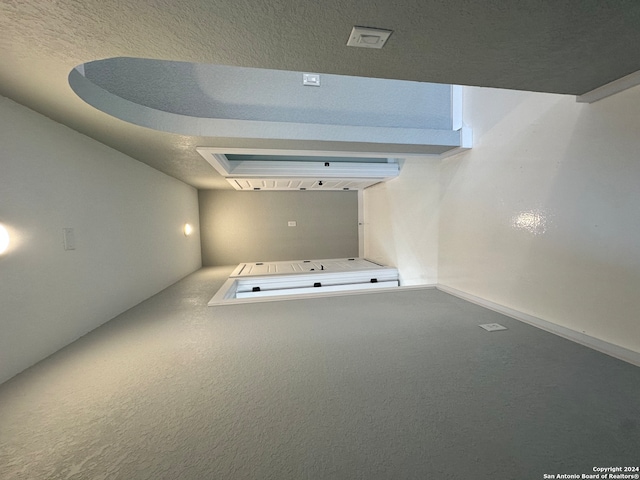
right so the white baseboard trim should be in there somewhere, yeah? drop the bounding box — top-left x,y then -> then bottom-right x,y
209,283 -> 435,306
437,284 -> 640,368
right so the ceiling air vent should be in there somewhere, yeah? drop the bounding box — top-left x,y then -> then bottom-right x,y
347,26 -> 393,49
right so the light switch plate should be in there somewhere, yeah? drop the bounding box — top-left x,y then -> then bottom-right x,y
479,323 -> 507,332
288,221 -> 297,227
63,228 -> 76,250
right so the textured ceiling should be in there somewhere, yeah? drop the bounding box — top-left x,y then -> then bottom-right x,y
2,0 -> 640,188
80,59 -> 453,129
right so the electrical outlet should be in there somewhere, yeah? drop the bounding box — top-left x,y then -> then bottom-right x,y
288,221 -> 297,227
479,323 -> 507,332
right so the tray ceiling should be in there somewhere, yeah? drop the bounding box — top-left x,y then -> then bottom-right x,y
2,0 -> 640,188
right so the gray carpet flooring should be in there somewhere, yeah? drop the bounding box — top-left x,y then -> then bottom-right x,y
1,267 -> 638,479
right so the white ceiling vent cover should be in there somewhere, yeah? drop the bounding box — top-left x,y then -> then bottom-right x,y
347,26 -> 393,49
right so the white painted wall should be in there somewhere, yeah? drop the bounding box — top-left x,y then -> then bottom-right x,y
0,96 -> 202,383
363,158 -> 440,285
439,86 -> 640,354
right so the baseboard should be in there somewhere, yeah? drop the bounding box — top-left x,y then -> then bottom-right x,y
437,284 -> 640,368
209,283 -> 435,306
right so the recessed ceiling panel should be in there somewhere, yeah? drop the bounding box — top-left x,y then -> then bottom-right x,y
79,58 -> 452,129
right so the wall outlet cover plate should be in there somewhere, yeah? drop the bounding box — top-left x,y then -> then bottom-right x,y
479,323 -> 507,332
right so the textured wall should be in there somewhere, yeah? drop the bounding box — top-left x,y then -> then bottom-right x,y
364,158 -> 440,285
0,96 -> 202,383
439,86 -> 640,354
199,190 -> 358,266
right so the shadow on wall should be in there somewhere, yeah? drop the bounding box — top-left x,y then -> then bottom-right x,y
364,157 -> 440,286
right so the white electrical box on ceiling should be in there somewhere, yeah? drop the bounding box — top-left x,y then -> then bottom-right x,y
302,73 -> 321,86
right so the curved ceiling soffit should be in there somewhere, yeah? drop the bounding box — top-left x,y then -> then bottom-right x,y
69,58 -> 463,149
69,66 -> 238,137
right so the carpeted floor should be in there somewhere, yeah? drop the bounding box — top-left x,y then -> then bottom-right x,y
1,267 -> 638,479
